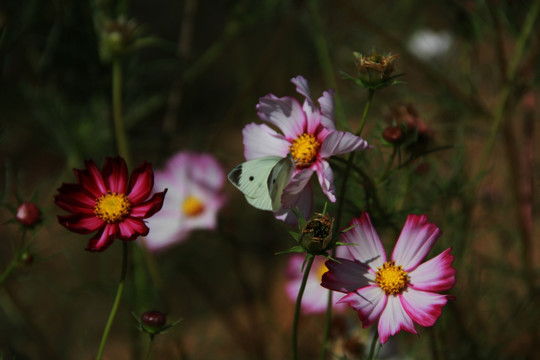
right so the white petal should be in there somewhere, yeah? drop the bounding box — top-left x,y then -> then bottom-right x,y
242,123 -> 290,160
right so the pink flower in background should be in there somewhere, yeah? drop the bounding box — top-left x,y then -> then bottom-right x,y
142,152 -> 226,252
54,157 -> 167,252
322,213 -> 455,344
286,255 -> 347,314
243,75 -> 368,223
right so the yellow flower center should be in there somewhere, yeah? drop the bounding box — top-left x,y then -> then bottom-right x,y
289,133 -> 320,167
182,195 -> 205,217
94,192 -> 132,223
375,261 -> 409,295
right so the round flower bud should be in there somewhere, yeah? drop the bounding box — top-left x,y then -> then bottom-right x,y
16,203 -> 41,227
382,126 -> 403,143
300,213 -> 334,254
141,310 -> 167,332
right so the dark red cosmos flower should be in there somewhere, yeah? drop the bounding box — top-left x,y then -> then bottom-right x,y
54,157 -> 167,252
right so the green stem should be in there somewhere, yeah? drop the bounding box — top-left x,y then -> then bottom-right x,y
112,57 -> 131,166
366,331 -> 379,360
0,260 -> 17,287
292,255 -> 314,360
0,229 -> 27,287
96,241 -> 129,360
143,336 -> 154,360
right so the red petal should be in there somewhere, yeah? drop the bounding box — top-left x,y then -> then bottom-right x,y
118,217 -> 149,240
86,224 -> 117,252
75,160 -> 107,198
55,184 -> 97,214
102,157 -> 129,194
58,214 -> 104,234
130,189 -> 167,218
127,161 -> 153,204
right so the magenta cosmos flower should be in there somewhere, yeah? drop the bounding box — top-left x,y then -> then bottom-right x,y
322,213 -> 455,344
243,75 -> 368,222
286,254 -> 347,314
141,152 -> 227,252
54,157 -> 167,252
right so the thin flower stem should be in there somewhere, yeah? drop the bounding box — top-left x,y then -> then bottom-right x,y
366,331 -> 379,360
0,260 -> 17,287
292,255 -> 314,360
143,336 -> 154,360
96,241 -> 129,360
321,89 -> 375,359
0,229 -> 27,287
112,57 -> 131,166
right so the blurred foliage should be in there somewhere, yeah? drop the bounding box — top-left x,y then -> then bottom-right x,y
0,0 -> 538,359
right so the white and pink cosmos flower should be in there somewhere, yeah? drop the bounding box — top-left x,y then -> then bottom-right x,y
322,213 -> 456,344
243,75 -> 368,223
141,152 -> 226,252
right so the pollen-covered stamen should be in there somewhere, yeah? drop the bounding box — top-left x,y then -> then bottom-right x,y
94,192 -> 132,223
182,195 -> 205,217
375,261 -> 410,295
289,133 -> 321,167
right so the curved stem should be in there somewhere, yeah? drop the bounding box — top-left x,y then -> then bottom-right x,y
96,241 -> 129,360
366,331 -> 379,360
292,255 -> 314,360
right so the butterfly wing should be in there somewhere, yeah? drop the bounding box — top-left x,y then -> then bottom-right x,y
228,156 -> 283,211
268,154 -> 295,211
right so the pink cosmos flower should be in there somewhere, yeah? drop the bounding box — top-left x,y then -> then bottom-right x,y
321,213 -> 455,344
243,75 -> 368,223
54,157 -> 167,252
286,254 -> 347,314
141,152 -> 226,252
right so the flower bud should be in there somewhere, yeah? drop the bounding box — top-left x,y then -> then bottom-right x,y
382,126 -> 403,144
353,51 -> 398,88
20,252 -> 34,265
16,202 -> 41,227
141,310 -> 167,332
300,213 -> 334,254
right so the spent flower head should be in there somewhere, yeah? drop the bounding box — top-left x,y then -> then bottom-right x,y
54,157 -> 167,252
343,50 -> 401,90
322,213 -> 456,344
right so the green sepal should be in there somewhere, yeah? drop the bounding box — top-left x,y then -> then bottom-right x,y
274,245 -> 306,256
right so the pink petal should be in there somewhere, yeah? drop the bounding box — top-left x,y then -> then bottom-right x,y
378,295 -> 417,344
274,183 -> 313,225
315,160 -> 336,202
338,285 -> 386,328
408,248 -> 456,292
318,89 -> 336,130
400,288 -> 449,327
242,123 -> 290,160
58,214 -> 104,234
86,224 -> 117,252
392,215 -> 441,270
341,213 -> 387,269
256,95 -> 305,138
54,184 -> 96,214
281,169 -> 314,208
320,131 -> 368,158
321,258 -> 373,293
130,190 -> 167,218
102,157 -> 129,194
118,217 -> 149,240
75,160 -> 107,198
127,161 -> 154,204
291,75 -> 313,105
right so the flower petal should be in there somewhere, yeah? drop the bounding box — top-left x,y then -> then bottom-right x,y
342,213 -> 387,269
256,95 -> 305,138
392,214 -> 441,270
274,182 -> 313,225
130,190 -> 167,218
320,131 -> 368,158
75,160 -> 107,198
315,160 -> 336,202
338,285 -> 386,328
318,89 -> 336,130
54,184 -> 96,214
409,248 -> 456,292
102,157 -> 129,194
58,214 -> 104,234
118,217 -> 149,240
378,294 -> 417,344
127,161 -> 154,204
242,123 -> 290,160
86,224 -> 117,252
400,288 -> 449,327
321,258 -> 373,293
281,169 -> 314,208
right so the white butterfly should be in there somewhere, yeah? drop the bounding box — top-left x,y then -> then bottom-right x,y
228,154 -> 295,211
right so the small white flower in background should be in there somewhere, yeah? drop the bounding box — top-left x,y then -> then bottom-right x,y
142,151 -> 226,252
407,29 -> 453,59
